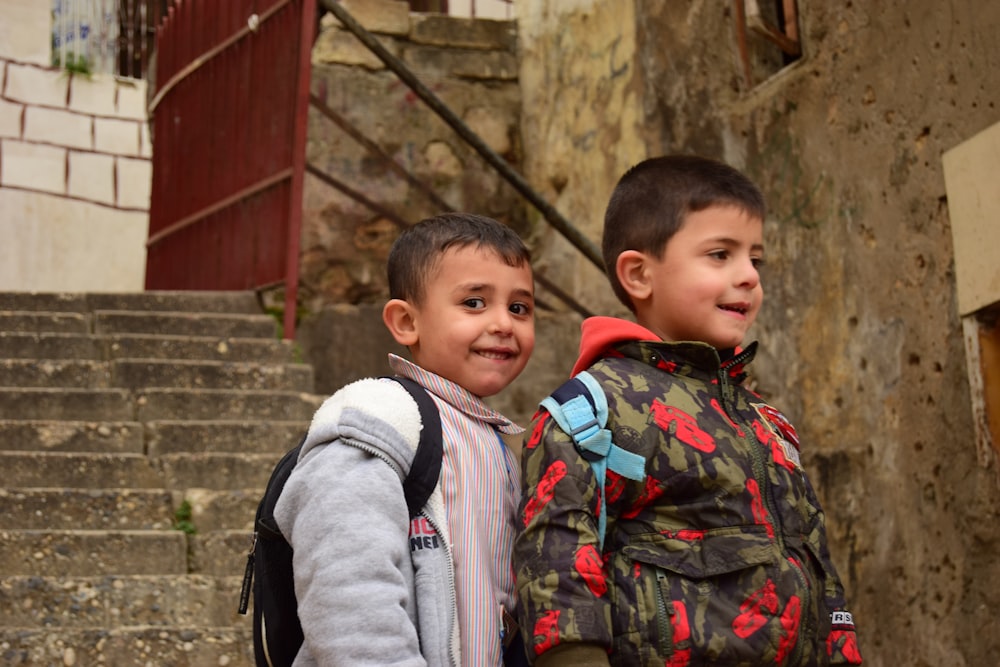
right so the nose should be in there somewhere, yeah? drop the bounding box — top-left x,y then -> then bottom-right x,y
736,257 -> 760,289
489,307 -> 514,335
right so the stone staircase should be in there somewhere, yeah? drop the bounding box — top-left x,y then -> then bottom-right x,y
0,291 -> 323,666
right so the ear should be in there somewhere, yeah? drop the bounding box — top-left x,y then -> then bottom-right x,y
382,299 -> 419,347
616,250 -> 653,302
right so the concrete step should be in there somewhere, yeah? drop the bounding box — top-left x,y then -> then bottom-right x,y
162,452 -> 285,491
0,530 -> 188,576
0,311 -> 89,334
0,489 -> 273,551
0,388 -> 133,421
0,489 -> 175,530
0,574 -> 247,631
0,420 -> 143,453
0,290 -> 262,314
104,333 -> 300,363
94,310 -> 277,339
0,624 -> 253,666
0,332 -> 103,360
2,452 -> 165,489
189,530 -> 254,577
135,388 -> 322,421
111,358 -> 314,392
0,357 -> 307,392
0,332 -> 300,363
146,420 -> 306,455
0,359 -> 110,388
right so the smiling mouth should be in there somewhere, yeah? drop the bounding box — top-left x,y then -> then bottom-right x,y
478,349 -> 514,360
718,304 -> 749,315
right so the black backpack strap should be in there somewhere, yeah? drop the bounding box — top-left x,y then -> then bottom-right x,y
390,376 -> 443,518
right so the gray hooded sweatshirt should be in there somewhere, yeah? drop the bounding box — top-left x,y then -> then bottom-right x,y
274,377 -> 459,667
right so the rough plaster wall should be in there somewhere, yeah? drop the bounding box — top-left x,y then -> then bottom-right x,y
515,0 -> 646,317
517,1 -> 1000,665
300,15 -> 527,313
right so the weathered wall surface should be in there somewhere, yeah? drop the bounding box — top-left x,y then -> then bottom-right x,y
299,1 -> 531,313
515,1 -> 1000,665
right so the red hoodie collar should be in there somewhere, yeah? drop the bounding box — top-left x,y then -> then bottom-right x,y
571,316 -> 750,378
571,316 -> 661,375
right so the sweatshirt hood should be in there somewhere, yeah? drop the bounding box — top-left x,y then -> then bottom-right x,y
572,316 -> 661,376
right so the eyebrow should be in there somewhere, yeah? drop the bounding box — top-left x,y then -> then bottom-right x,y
709,236 -> 765,253
454,283 -> 534,299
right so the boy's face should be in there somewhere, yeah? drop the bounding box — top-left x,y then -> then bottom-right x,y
635,204 -> 764,350
408,245 -> 535,398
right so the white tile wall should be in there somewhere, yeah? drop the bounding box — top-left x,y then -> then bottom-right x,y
24,107 -> 94,150
0,99 -> 23,139
5,64 -> 69,108
116,156 -> 152,210
94,117 -> 141,156
69,151 -> 115,205
1,139 -> 67,194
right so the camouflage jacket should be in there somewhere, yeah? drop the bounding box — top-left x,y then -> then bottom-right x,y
514,325 -> 862,667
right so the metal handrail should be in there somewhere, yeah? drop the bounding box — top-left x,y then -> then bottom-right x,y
319,0 -> 605,274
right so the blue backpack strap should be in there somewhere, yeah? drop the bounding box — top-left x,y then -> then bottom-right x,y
540,371 -> 645,549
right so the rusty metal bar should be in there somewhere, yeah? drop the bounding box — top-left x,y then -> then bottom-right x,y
283,0 -> 317,340
306,162 -> 411,228
733,0 -> 754,88
309,92 -> 454,213
307,161 -> 593,317
147,168 -> 293,248
318,0 -> 604,273
149,0 -> 293,113
745,0 -> 801,57
782,0 -> 799,44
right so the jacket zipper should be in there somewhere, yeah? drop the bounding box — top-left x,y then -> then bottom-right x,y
654,569 -> 673,656
718,365 -> 813,666
345,440 -> 459,666
419,508 -> 460,667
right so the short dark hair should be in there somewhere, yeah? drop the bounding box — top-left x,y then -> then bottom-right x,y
602,155 -> 766,311
387,213 -> 532,304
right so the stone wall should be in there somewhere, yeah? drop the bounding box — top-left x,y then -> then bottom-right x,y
514,2 -> 1000,665
298,0 -> 531,313
0,1 -> 151,292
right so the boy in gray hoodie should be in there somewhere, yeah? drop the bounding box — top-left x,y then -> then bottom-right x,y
275,213 -> 535,666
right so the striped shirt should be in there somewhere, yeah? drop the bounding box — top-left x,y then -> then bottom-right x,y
389,354 -> 524,667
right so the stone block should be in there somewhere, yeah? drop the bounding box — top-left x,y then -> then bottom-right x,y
69,75 -> 117,116
403,44 -> 518,81
115,156 -> 152,209
116,79 -> 148,120
328,0 -> 411,36
94,117 -> 140,156
409,14 -> 517,51
313,25 -> 395,69
24,106 -> 93,150
464,105 -> 512,155
0,98 -> 23,139
68,150 -> 115,205
5,63 -> 69,108
0,140 -> 66,194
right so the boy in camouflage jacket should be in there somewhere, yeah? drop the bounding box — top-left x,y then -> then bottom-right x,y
514,155 -> 862,667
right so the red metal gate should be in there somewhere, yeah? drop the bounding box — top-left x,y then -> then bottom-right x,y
146,0 -> 315,339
